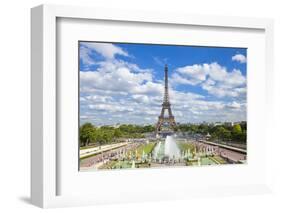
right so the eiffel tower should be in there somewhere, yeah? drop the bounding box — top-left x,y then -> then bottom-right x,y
156,64 -> 176,135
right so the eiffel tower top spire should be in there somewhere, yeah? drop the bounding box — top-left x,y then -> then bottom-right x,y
163,64 -> 169,103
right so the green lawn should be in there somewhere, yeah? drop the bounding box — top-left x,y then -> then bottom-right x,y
135,142 -> 156,157
200,157 -> 217,165
177,142 -> 195,153
142,142 -> 156,154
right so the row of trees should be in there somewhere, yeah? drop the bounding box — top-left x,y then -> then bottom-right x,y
178,122 -> 247,143
210,124 -> 246,142
80,122 -> 247,147
79,123 -> 156,147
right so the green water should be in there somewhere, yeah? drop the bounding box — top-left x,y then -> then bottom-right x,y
188,157 -> 217,166
200,157 -> 217,165
113,161 -> 132,169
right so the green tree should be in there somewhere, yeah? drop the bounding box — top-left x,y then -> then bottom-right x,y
222,129 -> 231,141
215,126 -> 226,140
102,131 -> 113,143
212,126 -> 231,142
190,125 -> 199,133
79,123 -> 95,146
240,130 -> 247,142
113,128 -> 122,138
232,124 -> 242,141
198,124 -> 209,134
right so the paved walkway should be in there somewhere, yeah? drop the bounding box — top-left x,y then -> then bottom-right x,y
194,141 -> 246,163
80,142 -> 140,169
80,142 -> 129,158
199,140 -> 247,154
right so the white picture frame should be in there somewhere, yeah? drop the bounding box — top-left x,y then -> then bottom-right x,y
31,4 -> 274,208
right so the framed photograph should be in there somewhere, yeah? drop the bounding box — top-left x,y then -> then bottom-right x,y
31,4 -> 274,208
78,41 -> 248,171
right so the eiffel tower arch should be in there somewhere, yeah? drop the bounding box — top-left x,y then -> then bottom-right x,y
156,65 -> 177,136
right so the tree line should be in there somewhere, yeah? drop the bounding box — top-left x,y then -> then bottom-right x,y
80,122 -> 247,147
79,123 -> 155,147
178,122 -> 247,143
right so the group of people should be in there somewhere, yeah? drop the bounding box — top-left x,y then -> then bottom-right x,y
81,142 -> 143,168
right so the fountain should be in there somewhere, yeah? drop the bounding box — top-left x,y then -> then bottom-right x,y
197,157 -> 201,166
131,160 -> 135,168
152,135 -> 181,163
152,141 -> 164,161
164,136 -> 181,159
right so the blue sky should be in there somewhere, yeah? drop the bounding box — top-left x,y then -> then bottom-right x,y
79,41 -> 247,125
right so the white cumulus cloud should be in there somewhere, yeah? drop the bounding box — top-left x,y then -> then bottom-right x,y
80,42 -> 129,67
232,54 -> 247,63
171,62 -> 246,98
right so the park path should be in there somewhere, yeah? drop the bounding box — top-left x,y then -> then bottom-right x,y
80,142 -> 129,158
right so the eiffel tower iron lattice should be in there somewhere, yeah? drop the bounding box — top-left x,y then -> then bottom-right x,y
156,65 -> 176,135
